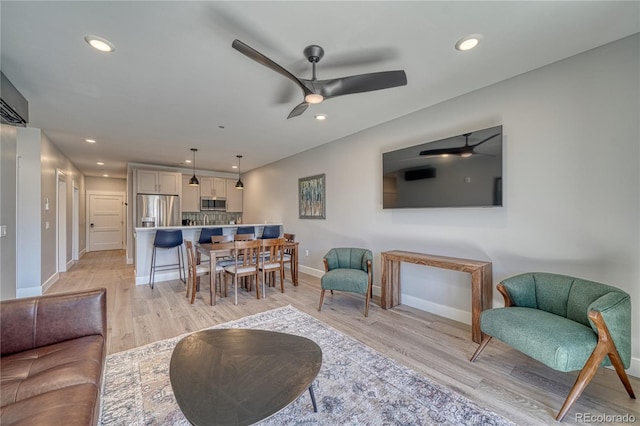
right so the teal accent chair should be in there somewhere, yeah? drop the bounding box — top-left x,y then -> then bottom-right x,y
470,272 -> 635,421
318,248 -> 373,317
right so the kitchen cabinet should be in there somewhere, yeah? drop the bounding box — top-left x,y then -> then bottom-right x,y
136,170 -> 181,195
182,175 -> 200,212
226,179 -> 243,212
200,177 -> 227,198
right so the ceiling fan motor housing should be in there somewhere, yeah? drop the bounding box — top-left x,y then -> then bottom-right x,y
304,45 -> 324,63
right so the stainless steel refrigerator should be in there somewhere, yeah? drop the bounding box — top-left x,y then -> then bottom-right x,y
137,194 -> 180,227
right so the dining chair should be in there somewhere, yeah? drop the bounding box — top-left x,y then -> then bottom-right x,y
184,240 -> 212,304
259,237 -> 286,295
209,235 -> 235,296
224,239 -> 261,304
282,233 -> 296,282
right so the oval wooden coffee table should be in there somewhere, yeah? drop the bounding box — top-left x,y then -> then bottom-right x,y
169,329 -> 322,425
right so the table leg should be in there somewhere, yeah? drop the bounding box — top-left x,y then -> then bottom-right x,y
209,255 -> 217,306
293,245 -> 299,286
470,265 -> 492,344
308,384 -> 318,412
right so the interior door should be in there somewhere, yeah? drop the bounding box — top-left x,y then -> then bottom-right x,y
88,193 -> 124,251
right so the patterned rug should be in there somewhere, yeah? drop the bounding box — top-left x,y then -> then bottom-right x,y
99,306 -> 514,425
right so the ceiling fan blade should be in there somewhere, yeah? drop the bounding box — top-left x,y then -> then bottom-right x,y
419,147 -> 465,157
287,102 -> 309,119
232,39 -> 312,97
318,70 -> 407,98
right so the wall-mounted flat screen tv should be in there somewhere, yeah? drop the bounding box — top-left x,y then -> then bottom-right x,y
383,125 -> 503,209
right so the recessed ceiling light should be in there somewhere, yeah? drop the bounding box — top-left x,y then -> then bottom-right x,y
185,159 -> 191,163
232,165 -> 238,169
97,161 -> 104,165
455,34 -> 481,51
103,174 -> 109,177
314,114 -> 327,121
84,35 -> 115,53
85,139 -> 96,143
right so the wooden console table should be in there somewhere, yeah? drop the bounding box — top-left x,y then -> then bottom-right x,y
380,250 -> 492,343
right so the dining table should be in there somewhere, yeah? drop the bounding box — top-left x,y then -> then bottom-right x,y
196,239 -> 300,305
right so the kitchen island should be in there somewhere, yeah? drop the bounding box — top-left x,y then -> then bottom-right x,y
133,224 -> 282,285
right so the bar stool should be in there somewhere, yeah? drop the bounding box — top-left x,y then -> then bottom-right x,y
149,229 -> 186,289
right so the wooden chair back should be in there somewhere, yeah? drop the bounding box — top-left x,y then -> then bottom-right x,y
212,234 -> 233,243
234,233 -> 256,241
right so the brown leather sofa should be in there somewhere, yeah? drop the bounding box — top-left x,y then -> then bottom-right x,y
1,288 -> 107,426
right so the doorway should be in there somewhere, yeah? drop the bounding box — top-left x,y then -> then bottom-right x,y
57,170 -> 67,273
87,192 -> 125,251
72,184 -> 79,261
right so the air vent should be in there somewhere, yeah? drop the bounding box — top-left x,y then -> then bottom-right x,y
0,72 -> 28,127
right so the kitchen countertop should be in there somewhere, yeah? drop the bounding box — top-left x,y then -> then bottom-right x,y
134,224 -> 281,232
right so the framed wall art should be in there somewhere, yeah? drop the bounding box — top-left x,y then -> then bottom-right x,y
298,174 -> 325,219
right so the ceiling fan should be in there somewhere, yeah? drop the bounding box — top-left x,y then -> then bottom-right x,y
419,132 -> 501,158
232,39 -> 407,119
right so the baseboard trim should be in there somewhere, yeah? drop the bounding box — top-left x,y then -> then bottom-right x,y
16,285 -> 43,298
298,264 -> 323,278
401,294 -> 472,325
79,248 -> 86,258
624,357 -> 640,379
42,272 -> 59,293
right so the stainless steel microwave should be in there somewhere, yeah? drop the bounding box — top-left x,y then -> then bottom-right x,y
200,197 -> 226,211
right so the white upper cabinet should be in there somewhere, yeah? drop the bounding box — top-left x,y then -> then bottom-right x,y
136,170 -> 181,195
200,177 -> 227,198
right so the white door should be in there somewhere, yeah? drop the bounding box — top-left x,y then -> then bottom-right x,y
57,178 -> 67,272
88,193 -> 124,251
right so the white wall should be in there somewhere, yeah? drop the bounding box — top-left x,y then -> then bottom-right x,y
0,124 -> 18,300
16,127 -> 41,297
243,35 -> 640,375
86,176 -> 126,192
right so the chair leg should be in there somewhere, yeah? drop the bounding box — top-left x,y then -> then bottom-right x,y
148,246 -> 157,289
470,335 -> 492,362
318,289 -> 325,312
279,267 -> 285,293
190,275 -> 197,304
364,285 -> 371,318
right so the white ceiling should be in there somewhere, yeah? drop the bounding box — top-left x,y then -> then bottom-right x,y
2,1 -> 638,179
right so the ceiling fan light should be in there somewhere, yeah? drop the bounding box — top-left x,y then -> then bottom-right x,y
460,152 -> 473,158
305,93 -> 324,104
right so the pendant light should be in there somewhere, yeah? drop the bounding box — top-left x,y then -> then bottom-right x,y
189,148 -> 199,186
235,155 -> 244,189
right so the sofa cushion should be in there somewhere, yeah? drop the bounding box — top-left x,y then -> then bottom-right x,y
481,307 -> 600,372
0,383 -> 99,426
321,268 -> 369,294
1,335 -> 104,407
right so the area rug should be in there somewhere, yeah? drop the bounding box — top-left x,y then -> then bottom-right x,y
99,306 -> 514,425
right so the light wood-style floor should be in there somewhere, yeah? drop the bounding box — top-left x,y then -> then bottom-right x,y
48,250 -> 639,425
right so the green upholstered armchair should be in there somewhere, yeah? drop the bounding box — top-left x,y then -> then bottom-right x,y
318,248 -> 373,317
470,272 -> 635,421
